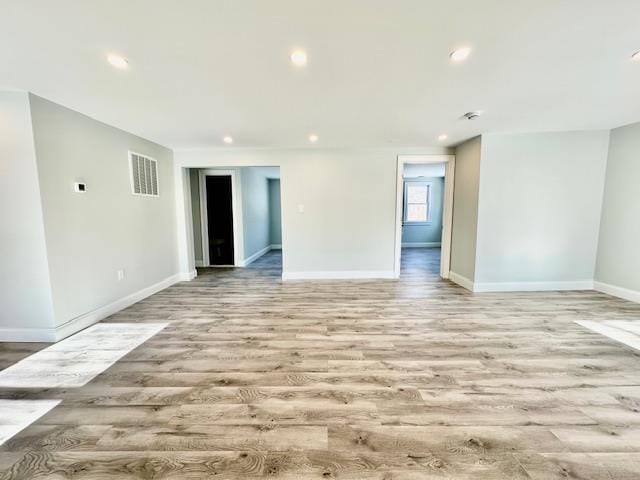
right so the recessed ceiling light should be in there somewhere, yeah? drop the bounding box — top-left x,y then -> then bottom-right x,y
450,47 -> 471,63
632,50 -> 640,61
438,134 -> 448,141
290,49 -> 308,66
107,54 -> 129,69
308,134 -> 319,143
223,136 -> 233,144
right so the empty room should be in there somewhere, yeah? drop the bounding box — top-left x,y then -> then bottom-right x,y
1,1 -> 640,479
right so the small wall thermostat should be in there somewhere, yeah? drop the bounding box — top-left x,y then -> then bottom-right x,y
73,182 -> 87,193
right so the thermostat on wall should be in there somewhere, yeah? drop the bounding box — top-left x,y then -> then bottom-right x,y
73,182 -> 87,193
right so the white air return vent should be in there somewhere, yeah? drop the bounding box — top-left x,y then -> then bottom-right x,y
129,151 -> 159,197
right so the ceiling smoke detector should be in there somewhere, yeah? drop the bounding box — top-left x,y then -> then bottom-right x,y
463,111 -> 482,120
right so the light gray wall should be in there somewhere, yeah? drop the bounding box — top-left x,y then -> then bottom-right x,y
402,176 -> 444,244
451,137 -> 482,281
175,147 -> 451,274
475,131 -> 609,284
240,167 -> 272,258
0,92 -> 56,332
189,169 -> 203,262
29,94 -> 178,327
268,179 -> 282,245
596,121 -> 640,292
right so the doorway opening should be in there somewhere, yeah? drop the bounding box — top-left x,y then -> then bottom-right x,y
394,155 -> 455,279
188,166 -> 282,273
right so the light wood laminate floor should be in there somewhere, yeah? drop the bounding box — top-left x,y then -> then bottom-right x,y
1,248 -> 640,479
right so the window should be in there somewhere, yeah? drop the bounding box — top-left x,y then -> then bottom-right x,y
129,151 -> 159,197
403,181 -> 431,223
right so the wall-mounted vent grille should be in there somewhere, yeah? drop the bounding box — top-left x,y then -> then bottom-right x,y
129,152 -> 159,196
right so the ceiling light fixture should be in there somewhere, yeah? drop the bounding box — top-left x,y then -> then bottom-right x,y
632,50 -> 640,61
223,136 -> 233,144
308,134 -> 319,143
463,111 -> 483,120
438,134 -> 448,141
107,54 -> 129,69
290,49 -> 308,66
450,47 -> 471,63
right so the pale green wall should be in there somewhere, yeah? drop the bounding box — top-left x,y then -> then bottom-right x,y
269,179 -> 282,245
29,94 -> 178,327
0,92 -> 56,333
451,137 -> 481,281
401,176 -> 444,245
241,167 -> 271,258
595,121 -> 640,292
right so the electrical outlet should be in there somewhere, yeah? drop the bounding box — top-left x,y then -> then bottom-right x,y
117,269 -> 125,281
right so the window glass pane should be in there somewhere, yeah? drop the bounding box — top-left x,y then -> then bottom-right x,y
407,204 -> 427,222
407,185 -> 427,204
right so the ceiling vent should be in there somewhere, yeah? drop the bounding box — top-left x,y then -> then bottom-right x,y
462,111 -> 482,120
129,151 -> 159,197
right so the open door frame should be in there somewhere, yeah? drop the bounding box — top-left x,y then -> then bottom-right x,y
394,154 -> 455,279
199,169 -> 244,267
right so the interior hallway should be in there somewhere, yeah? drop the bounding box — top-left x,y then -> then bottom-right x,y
1,254 -> 640,478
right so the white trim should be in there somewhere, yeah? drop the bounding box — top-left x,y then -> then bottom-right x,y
394,154 -> 455,280
449,271 -> 474,291
199,169 -> 244,267
282,270 -> 395,281
402,242 -> 441,248
473,280 -> 594,293
242,245 -> 272,266
270,244 -> 282,250
195,259 -> 205,267
0,271 -> 196,343
594,281 -> 640,304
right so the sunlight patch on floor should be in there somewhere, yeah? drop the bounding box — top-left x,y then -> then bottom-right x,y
0,399 -> 60,445
575,320 -> 640,351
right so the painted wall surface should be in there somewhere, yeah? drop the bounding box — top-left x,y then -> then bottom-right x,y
269,178 -> 282,245
402,176 -> 444,245
174,147 -> 451,275
0,92 -> 56,332
29,94 -> 178,327
475,131 -> 609,284
189,169 -> 203,262
596,121 -> 640,292
450,137 -> 481,281
240,167 -> 272,258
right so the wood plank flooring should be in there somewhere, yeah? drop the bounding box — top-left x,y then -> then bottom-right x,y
1,248 -> 640,479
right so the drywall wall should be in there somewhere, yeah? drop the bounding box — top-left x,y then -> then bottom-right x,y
402,177 -> 444,245
475,131 -> 609,286
189,169 -> 203,263
269,179 -> 282,246
450,137 -> 482,282
29,94 -> 178,328
0,92 -> 56,335
404,163 -> 445,178
595,121 -> 640,296
240,167 -> 272,259
174,147 -> 451,277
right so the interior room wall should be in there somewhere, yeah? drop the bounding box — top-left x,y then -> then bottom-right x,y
174,147 -> 451,278
474,130 -> 609,289
240,167 -> 273,260
595,121 -> 640,300
29,94 -> 179,331
0,92 -> 56,337
450,136 -> 482,284
268,178 -> 282,246
401,176 -> 444,246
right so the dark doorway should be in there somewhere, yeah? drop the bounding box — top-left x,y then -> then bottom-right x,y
205,175 -> 234,265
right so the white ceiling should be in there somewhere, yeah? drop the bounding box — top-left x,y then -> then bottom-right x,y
1,0 -> 638,149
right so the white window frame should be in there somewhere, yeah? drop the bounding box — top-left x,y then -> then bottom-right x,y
128,151 -> 160,197
403,180 -> 432,225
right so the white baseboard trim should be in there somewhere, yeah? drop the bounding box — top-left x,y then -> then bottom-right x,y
594,281 -> 640,304
195,259 -> 205,267
270,244 -> 282,250
0,271 -> 196,343
241,245 -> 272,267
473,280 -> 594,293
282,270 -> 395,281
449,271 -> 474,291
401,242 -> 441,248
